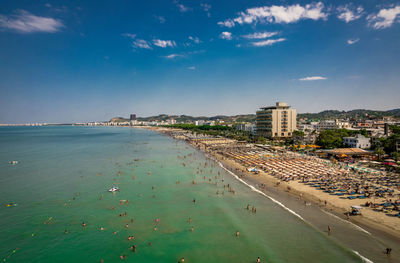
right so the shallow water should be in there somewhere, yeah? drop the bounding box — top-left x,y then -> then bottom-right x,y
0,126 -> 364,262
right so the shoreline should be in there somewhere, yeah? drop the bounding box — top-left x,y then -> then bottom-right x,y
138,126 -> 400,260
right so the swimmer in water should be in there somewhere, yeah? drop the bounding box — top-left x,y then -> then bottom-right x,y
236,231 -> 239,237
153,227 -> 157,231
190,226 -> 194,232
188,217 -> 192,223
257,257 -> 261,262
126,224 -> 129,228
193,198 -> 196,204
64,229 -> 68,234
247,204 -> 250,210
82,222 -> 86,227
100,227 -> 105,231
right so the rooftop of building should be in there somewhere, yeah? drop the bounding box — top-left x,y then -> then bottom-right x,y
259,102 -> 292,110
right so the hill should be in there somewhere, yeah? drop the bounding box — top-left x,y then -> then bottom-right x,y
110,108 -> 400,123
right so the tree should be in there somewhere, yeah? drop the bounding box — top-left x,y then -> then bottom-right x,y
374,147 -> 385,160
392,152 -> 399,162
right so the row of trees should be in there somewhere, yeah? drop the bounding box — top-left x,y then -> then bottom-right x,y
163,124 -> 269,144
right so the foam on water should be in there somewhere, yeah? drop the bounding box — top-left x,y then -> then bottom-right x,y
321,209 -> 371,235
217,161 -> 374,263
218,161 -> 305,221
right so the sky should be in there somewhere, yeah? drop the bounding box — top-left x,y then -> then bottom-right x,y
0,0 -> 400,123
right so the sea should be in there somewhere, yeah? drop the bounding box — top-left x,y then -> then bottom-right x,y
0,126 -> 375,262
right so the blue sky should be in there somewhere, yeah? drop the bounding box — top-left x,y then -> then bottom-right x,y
0,0 -> 399,123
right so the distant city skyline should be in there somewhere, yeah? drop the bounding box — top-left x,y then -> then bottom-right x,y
1,0 -> 400,123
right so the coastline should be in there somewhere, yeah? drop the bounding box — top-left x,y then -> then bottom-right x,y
139,126 -> 400,262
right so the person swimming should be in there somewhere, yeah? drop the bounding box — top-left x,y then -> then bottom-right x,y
236,231 -> 239,237
64,229 -> 68,234
257,257 -> 261,262
82,222 -> 86,227
188,217 -> 192,223
192,198 -> 196,204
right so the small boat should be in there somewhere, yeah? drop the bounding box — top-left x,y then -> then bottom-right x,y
9,161 -> 18,165
108,186 -> 119,192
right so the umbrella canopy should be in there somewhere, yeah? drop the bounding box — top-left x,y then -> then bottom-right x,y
384,159 -> 395,162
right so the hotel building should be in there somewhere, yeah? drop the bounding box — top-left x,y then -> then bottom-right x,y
256,102 -> 297,139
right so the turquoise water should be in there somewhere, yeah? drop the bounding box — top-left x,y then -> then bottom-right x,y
0,126 -> 362,263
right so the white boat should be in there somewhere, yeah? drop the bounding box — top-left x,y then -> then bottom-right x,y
108,186 -> 119,192
9,161 -> 18,165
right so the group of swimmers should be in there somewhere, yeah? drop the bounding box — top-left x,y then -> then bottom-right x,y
247,204 -> 257,213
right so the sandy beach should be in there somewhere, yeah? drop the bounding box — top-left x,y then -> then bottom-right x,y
144,126 -> 400,244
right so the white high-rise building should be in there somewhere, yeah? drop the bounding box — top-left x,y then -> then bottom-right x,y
256,102 -> 297,139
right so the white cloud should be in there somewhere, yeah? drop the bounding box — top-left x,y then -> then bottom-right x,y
174,1 -> 191,13
218,2 -> 327,27
367,5 -> 400,29
122,33 -> 136,39
242,31 -> 278,39
132,39 -> 152,49
251,38 -> 286,46
187,66 -> 196,70
220,31 -> 232,40
188,36 -> 200,43
164,54 -> 186,59
337,5 -> 363,23
153,39 -> 176,48
299,76 -> 327,81
0,10 -> 64,33
347,38 -> 359,45
217,20 -> 235,28
155,16 -> 165,24
201,3 -> 211,17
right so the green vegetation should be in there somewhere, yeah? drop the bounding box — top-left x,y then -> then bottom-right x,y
299,109 -> 400,121
372,125 -> 400,157
315,129 -> 369,149
163,124 -> 268,144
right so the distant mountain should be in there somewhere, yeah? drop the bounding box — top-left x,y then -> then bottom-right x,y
110,108 -> 399,123
298,109 -> 400,121
109,117 -> 129,122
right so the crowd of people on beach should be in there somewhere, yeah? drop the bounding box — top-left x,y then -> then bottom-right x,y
218,148 -> 400,218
